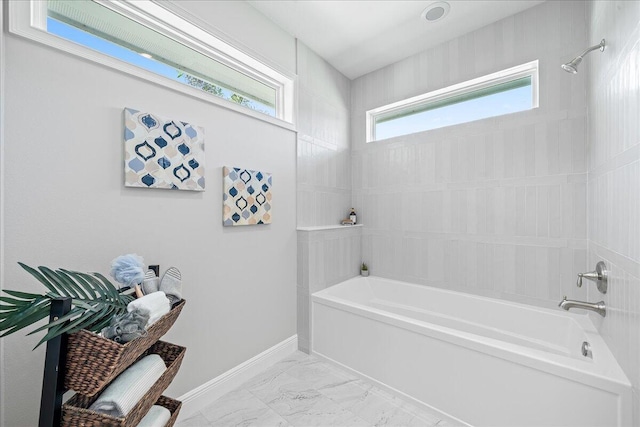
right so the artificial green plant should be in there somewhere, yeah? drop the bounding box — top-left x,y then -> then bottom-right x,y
0,263 -> 134,348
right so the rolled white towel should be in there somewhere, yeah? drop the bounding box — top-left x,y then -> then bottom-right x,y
89,354 -> 166,418
128,291 -> 171,327
137,405 -> 171,427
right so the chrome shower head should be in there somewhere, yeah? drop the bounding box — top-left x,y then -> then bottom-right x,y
561,39 -> 605,73
561,57 -> 581,74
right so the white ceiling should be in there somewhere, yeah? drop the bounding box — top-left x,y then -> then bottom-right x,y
248,0 -> 544,79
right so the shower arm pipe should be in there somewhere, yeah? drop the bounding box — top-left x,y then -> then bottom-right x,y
576,39 -> 606,59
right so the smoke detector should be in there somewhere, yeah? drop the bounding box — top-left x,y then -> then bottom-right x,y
421,2 -> 450,22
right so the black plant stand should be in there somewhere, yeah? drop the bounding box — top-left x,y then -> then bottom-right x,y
37,265 -> 161,427
38,297 -> 71,427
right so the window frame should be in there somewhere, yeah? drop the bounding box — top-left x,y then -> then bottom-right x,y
9,0 -> 296,129
366,60 -> 539,142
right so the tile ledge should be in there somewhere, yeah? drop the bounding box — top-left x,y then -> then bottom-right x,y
297,224 -> 364,231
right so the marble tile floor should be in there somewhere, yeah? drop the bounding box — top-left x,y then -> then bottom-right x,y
176,351 -> 457,427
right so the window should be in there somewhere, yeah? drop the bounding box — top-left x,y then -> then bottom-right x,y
9,0 -> 295,125
366,61 -> 538,142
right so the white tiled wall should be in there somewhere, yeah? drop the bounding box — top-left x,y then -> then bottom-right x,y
297,41 -> 352,227
587,1 -> 640,423
296,42 -> 359,352
350,1 -> 590,309
297,226 -> 362,352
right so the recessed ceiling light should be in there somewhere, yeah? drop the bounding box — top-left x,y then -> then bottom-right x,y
139,53 -> 153,59
421,1 -> 450,23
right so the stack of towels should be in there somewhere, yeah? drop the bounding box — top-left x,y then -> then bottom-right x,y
137,404 -> 172,427
128,291 -> 171,328
89,354 -> 166,418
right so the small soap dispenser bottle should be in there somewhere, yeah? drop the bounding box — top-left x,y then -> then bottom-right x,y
349,208 -> 357,225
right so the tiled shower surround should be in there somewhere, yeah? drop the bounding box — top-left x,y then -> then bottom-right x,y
296,1 -> 640,422
587,0 -> 640,422
297,42 -> 351,228
297,226 -> 362,352
296,41 -> 360,352
350,0 -> 591,308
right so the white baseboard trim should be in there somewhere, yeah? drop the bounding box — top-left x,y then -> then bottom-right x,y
178,335 -> 298,420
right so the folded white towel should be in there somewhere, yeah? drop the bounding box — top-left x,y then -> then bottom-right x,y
89,354 -> 166,418
137,404 -> 171,427
128,291 -> 171,327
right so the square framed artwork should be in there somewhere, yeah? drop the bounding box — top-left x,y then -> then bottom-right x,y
223,166 -> 272,226
124,108 -> 205,191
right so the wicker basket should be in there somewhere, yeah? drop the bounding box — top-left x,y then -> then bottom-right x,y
62,340 -> 186,427
64,300 -> 185,396
155,395 -> 182,427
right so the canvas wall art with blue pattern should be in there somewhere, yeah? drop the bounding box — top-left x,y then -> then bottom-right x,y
223,166 -> 272,226
124,108 -> 205,191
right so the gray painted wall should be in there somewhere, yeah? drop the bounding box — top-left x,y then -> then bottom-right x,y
350,1 -> 590,309
0,2 -> 297,425
0,1 -> 6,426
587,1 -> 640,423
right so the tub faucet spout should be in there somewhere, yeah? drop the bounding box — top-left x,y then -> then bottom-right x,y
558,296 -> 606,317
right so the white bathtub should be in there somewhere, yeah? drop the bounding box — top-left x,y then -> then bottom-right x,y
311,276 -> 632,427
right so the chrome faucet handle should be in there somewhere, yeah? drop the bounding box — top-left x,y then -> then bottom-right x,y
576,261 -> 608,294
576,271 -> 599,287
